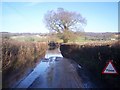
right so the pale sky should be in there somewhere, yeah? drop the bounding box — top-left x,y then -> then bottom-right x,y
1,1 -> 118,33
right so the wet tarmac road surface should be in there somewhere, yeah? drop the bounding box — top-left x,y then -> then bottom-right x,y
16,48 -> 97,88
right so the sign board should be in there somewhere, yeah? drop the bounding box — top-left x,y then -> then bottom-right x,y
102,60 -> 118,75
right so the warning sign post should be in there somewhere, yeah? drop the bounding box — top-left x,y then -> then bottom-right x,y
102,60 -> 118,75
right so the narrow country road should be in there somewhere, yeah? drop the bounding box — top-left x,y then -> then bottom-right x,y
30,57 -> 83,88
15,48 -> 96,88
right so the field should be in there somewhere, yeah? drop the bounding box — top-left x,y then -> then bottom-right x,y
10,35 -> 48,42
60,40 -> 120,88
2,38 -> 48,88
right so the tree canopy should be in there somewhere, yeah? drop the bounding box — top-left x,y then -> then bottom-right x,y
44,8 -> 87,43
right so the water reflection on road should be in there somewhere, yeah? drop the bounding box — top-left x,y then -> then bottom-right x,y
16,48 -> 97,88
16,48 -> 63,88
45,48 -> 63,58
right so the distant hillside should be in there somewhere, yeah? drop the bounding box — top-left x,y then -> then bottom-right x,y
1,32 -> 119,41
83,32 -> 119,41
0,32 -> 48,39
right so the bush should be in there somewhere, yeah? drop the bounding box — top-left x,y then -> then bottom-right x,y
2,39 -> 48,88
60,41 -> 120,88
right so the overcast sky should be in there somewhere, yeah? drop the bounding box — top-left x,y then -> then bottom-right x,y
1,2 -> 118,33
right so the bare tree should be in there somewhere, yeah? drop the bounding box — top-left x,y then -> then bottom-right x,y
44,8 -> 87,43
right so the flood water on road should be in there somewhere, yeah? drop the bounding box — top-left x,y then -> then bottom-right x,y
16,48 -> 97,88
45,48 -> 63,58
16,48 -> 63,88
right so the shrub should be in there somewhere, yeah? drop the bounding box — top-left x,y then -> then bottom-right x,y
2,39 -> 47,88
60,41 -> 120,88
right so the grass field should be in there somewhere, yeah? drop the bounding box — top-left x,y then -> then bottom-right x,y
10,34 -> 91,43
10,35 -> 48,42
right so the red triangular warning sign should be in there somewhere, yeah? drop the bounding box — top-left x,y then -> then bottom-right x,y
102,60 -> 118,75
